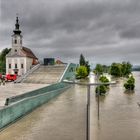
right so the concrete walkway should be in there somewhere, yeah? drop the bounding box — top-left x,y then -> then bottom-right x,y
0,82 -> 49,108
23,65 -> 66,84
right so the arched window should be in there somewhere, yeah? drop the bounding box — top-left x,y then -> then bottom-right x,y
21,64 -> 24,68
15,39 -> 17,44
20,40 -> 22,44
15,64 -> 17,69
9,64 -> 11,69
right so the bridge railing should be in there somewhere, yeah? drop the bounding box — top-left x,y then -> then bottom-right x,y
59,63 -> 77,82
15,63 -> 40,83
0,82 -> 71,130
5,82 -> 70,106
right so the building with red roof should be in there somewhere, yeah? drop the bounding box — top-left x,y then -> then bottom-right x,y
6,16 -> 38,75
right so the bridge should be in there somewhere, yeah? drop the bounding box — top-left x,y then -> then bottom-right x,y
0,63 -> 76,129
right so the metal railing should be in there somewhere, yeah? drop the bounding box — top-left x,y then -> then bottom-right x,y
15,63 -> 40,83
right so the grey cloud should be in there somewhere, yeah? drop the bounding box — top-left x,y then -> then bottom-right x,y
120,24 -> 140,39
1,0 -> 140,64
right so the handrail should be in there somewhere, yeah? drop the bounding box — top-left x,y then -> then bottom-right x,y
59,63 -> 77,82
5,82 -> 70,106
15,63 -> 41,83
59,63 -> 69,82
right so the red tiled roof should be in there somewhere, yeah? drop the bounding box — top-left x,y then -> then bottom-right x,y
22,47 -> 38,59
56,59 -> 63,64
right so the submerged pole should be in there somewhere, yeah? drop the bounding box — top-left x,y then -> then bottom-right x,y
86,85 -> 90,140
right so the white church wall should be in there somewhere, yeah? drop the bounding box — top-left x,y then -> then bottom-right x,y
6,57 -> 27,75
26,57 -> 33,72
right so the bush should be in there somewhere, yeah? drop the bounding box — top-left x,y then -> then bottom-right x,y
76,66 -> 88,79
99,76 -> 109,83
124,76 -> 135,90
95,85 -> 107,95
110,63 -> 122,77
94,64 -> 103,75
95,75 -> 110,95
110,62 -> 132,77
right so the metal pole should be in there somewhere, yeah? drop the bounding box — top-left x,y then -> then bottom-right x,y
97,73 -> 100,120
86,85 -> 90,140
62,79 -> 116,139
97,89 -> 100,120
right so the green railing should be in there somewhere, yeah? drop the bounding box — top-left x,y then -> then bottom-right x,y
0,82 -> 71,130
59,63 -> 77,82
5,82 -> 69,106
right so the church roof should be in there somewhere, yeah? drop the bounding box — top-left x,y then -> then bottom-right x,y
22,47 -> 38,59
13,16 -> 21,35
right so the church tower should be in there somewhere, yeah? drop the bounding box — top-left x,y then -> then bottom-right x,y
6,16 -> 38,76
11,16 -> 22,53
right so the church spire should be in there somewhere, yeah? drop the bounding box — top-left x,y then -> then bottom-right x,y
13,15 -> 21,35
15,16 -> 19,29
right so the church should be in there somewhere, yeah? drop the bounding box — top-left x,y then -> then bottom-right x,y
6,17 -> 38,76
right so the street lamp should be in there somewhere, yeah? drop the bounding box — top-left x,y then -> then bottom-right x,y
63,79 -> 116,140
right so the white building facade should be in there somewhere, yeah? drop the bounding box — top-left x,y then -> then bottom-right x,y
6,17 -> 38,76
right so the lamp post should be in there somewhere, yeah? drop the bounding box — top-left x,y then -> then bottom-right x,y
63,80 -> 116,140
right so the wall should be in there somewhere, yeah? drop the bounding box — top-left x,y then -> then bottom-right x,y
0,82 -> 70,130
6,57 -> 26,75
5,82 -> 69,106
60,63 -> 77,82
26,57 -> 33,73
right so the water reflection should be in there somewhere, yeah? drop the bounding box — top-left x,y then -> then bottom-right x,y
0,72 -> 140,140
91,72 -> 140,140
89,72 -> 95,83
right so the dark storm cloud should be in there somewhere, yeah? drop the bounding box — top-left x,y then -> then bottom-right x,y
120,24 -> 140,39
0,0 -> 140,64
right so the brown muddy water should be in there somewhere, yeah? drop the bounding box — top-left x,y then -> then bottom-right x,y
0,72 -> 140,140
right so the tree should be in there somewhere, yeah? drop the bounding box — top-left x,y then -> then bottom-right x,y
0,48 -> 11,73
110,62 -> 132,77
79,54 -> 86,66
95,75 -> 110,95
124,76 -> 135,91
85,61 -> 90,76
94,64 -> 103,75
99,76 -> 109,84
102,65 -> 110,73
76,66 -> 88,79
0,48 -> 11,61
78,54 -> 90,77
95,85 -> 107,95
110,63 -> 122,77
121,62 -> 132,77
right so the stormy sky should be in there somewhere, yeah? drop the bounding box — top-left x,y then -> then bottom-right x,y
0,0 -> 140,65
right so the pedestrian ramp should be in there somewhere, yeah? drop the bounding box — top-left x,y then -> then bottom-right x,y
23,65 -> 67,84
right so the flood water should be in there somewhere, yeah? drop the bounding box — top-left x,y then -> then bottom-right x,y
0,72 -> 140,140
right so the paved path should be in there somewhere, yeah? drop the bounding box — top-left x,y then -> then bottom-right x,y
0,85 -> 87,140
0,82 -> 49,107
23,65 -> 66,84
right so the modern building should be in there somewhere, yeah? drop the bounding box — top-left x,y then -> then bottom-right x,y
6,16 -> 38,75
